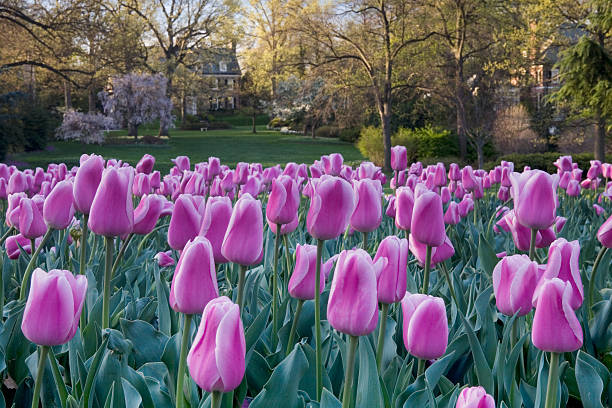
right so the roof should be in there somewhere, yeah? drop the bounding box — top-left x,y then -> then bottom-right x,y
196,48 -> 241,76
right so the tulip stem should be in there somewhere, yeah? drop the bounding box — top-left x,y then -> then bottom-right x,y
0,226 -> 15,246
237,264 -> 247,314
30,238 -> 36,254
111,233 -> 134,278
211,391 -> 222,408
417,359 -> 425,377
421,245 -> 432,294
376,303 -> 389,372
544,352 -> 560,408
315,238 -> 324,401
31,345 -> 49,408
283,234 -> 292,296
102,236 -> 114,330
286,299 -> 304,355
439,262 -> 458,306
19,227 -> 53,301
79,215 -> 88,275
528,228 -> 537,261
362,232 -> 368,250
272,225 -> 282,350
176,314 -> 192,408
588,246 -> 608,319
342,336 -> 359,408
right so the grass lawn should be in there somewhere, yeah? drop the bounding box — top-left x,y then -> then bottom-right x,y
8,126 -> 364,173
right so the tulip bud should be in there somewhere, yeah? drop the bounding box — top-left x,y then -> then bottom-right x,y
394,187 -> 415,231
43,180 -> 75,230
168,194 -> 202,250
385,195 -> 396,218
199,196 -> 233,264
187,296 -> 245,392
327,249 -> 381,336
401,292 -> 448,359
307,176 -> 355,240
492,255 -> 540,316
133,194 -> 166,235
155,251 -> 175,267
266,176 -> 300,226
288,244 -> 336,300
19,198 -> 46,239
135,154 -> 155,174
172,156 -> 190,172
531,278 -> 583,352
350,179 -> 382,233
374,236 -> 408,304
170,237 -> 219,314
411,187 -> 445,246
73,154 -> 105,214
21,268 -> 87,346
509,170 -> 559,229
88,166 -> 134,237
536,238 -> 583,309
456,387 -> 495,408
391,146 -> 407,171
444,202 -> 460,225
222,193 -> 263,265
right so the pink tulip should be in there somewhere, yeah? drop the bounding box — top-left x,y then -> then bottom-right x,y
5,233 -> 36,259
222,193 -> 263,265
531,278 -> 583,352
509,170 -> 559,229
266,176 -> 300,226
440,186 -> 451,204
324,153 -> 343,176
267,215 -> 299,236
374,236 -> 408,304
456,386 -> 495,408
408,234 -> 455,266
133,194 -> 166,235
554,156 -> 573,173
21,268 -> 86,346
18,198 -> 46,239
401,292 -> 448,359
395,187 -> 414,231
132,173 -> 152,196
169,237 -> 219,314
444,202 -> 460,225
199,196 -> 233,264
154,251 -> 175,267
73,154 -> 105,214
448,163 -> 461,181
593,204 -> 604,216
411,186 -> 445,246
168,194 -> 202,250
43,180 -> 75,230
434,163 -> 447,187
187,296 -> 245,392
461,166 -> 477,192
492,255 -> 540,316
391,146 -> 407,171
598,214 -> 612,247
288,244 -> 336,300
566,179 -> 580,197
208,157 -> 221,179
233,162 -> 249,185
88,166 -> 134,237
8,171 -> 27,194
172,156 -> 190,172
327,249 -> 382,336
135,154 -> 155,174
503,210 -> 540,252
559,171 -> 571,189
536,238 -> 583,309
307,176 -> 355,240
350,179 -> 382,233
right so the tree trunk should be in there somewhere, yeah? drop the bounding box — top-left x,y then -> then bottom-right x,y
252,112 -> 257,134
594,108 -> 606,161
455,62 -> 467,160
181,92 -> 186,124
311,122 -> 316,139
380,102 -> 392,172
64,80 -> 72,110
159,66 -> 174,137
129,123 -> 138,139
88,84 -> 96,113
476,140 -> 484,170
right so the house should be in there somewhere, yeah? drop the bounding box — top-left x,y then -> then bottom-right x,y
186,47 -> 241,114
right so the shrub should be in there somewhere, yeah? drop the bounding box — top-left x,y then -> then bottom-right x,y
339,127 -> 361,143
56,110 -> 115,144
486,152 -> 612,173
268,117 -> 291,129
315,126 -> 341,138
22,105 -> 53,151
357,126 -> 385,165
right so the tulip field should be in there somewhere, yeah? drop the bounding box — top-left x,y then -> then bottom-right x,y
0,151 -> 611,408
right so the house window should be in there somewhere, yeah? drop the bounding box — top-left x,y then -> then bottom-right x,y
224,79 -> 228,86
219,61 -> 227,72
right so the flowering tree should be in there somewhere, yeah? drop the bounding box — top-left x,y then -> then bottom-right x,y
55,110 -> 115,144
99,73 -> 173,139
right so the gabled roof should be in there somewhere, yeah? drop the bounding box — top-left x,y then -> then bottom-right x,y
196,48 -> 241,76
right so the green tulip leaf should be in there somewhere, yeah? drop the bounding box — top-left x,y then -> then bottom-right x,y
355,336 -> 383,408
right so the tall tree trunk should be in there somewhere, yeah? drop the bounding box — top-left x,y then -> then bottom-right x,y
455,62 -> 467,160
476,140 -> 484,170
380,105 -> 392,172
181,92 -> 186,124
128,123 -> 138,139
159,65 -> 174,137
64,80 -> 72,110
594,108 -> 606,161
252,112 -> 257,134
88,84 -> 96,113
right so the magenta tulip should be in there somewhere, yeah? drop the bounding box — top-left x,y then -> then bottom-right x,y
21,268 -> 87,346
19,198 -> 46,239
288,244 -> 336,300
374,236 -> 408,304
456,387 -> 495,408
169,237 -> 219,314
43,180 -> 75,230
221,193 -> 263,266
492,255 -> 540,317
88,166 -> 134,237
135,154 -> 155,174
133,194 -> 166,235
73,154 -> 105,215
199,196 -> 233,264
350,179 -> 382,233
385,195 -> 396,218
5,233 -> 35,259
411,187 -> 445,246
409,234 -> 455,266
395,187 -> 414,231
391,146 -> 407,171
187,296 -> 245,392
155,251 -> 175,267
401,292 -> 448,360
168,194 -> 202,250
536,238 -> 583,309
172,156 -> 190,172
327,249 -> 381,336
532,278 -> 583,352
598,214 -> 612,247
444,202 -> 460,225
307,176 -> 355,240
266,175 -> 300,226
509,170 -> 559,229
267,214 -> 299,236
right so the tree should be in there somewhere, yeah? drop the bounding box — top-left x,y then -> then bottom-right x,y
56,110 -> 115,144
99,73 -> 173,138
119,0 -> 237,136
294,0 -> 435,171
239,71 -> 269,133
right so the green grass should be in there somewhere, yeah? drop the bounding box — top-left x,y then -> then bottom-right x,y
9,126 -> 363,174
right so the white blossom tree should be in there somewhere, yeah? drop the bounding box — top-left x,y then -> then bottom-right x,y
56,110 -> 115,144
